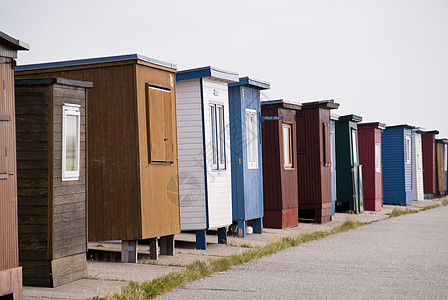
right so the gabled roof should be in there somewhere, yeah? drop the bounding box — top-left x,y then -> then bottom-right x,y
176,66 -> 239,83
0,31 -> 29,51
16,54 -> 176,71
228,76 -> 270,90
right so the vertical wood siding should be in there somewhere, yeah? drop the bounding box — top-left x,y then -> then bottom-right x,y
421,133 -> 437,195
0,57 -> 19,272
176,79 -> 207,230
412,132 -> 424,201
202,78 -> 232,229
435,141 -> 447,195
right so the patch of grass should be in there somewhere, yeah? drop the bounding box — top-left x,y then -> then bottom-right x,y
98,217 -> 364,300
388,207 -> 418,218
420,199 -> 448,211
95,244 -> 104,248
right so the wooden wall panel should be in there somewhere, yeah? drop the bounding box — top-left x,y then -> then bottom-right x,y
0,57 -> 19,272
136,64 -> 180,238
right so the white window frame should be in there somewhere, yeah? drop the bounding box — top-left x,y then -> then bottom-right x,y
375,143 -> 381,173
282,123 -> 293,169
246,109 -> 258,169
351,129 -> 358,165
210,104 -> 226,170
62,103 -> 81,181
405,136 -> 411,164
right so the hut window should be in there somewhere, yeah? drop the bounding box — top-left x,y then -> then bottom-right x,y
351,130 -> 358,165
283,123 -> 293,169
246,109 -> 258,169
146,84 -> 174,163
62,104 -> 80,181
210,104 -> 226,170
405,137 -> 411,164
375,143 -> 381,173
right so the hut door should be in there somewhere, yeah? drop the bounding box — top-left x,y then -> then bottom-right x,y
0,124 -> 7,180
146,84 -> 174,163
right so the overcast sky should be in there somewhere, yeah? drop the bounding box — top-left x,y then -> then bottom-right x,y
2,0 -> 447,137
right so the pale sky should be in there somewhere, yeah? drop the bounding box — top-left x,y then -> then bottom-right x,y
2,0 -> 447,137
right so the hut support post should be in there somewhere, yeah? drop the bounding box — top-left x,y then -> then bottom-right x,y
159,235 -> 175,256
149,238 -> 159,260
121,240 -> 138,263
195,230 -> 207,250
237,220 -> 247,238
253,218 -> 263,234
217,227 -> 227,244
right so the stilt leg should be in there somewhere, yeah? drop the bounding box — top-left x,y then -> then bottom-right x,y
121,240 -> 138,263
217,227 -> 227,244
149,238 -> 159,260
253,218 -> 263,234
196,230 -> 207,250
160,234 -> 175,256
237,220 -> 247,238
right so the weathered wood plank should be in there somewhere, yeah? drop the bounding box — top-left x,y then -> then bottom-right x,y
51,253 -> 87,287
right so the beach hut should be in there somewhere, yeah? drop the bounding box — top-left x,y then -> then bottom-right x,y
296,100 -> 340,223
0,31 -> 28,299
228,77 -> 270,237
435,139 -> 448,197
382,125 -> 414,205
421,130 -> 439,199
176,66 -> 238,249
412,130 -> 424,201
16,54 -> 180,262
15,78 -> 92,287
358,122 -> 385,211
330,114 -> 338,216
261,100 -> 301,229
335,114 -> 364,213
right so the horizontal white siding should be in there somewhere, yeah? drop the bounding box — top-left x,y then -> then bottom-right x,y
202,77 -> 233,229
176,79 -> 207,230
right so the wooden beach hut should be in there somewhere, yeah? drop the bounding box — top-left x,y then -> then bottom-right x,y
421,130 -> 439,199
382,125 -> 414,205
330,114 -> 338,216
296,100 -> 340,223
261,100 -> 301,229
15,78 -> 92,287
16,54 -> 180,261
176,66 -> 238,249
335,114 -> 364,213
435,139 -> 448,197
358,122 -> 385,211
412,129 -> 424,201
0,31 -> 28,299
228,77 -> 270,237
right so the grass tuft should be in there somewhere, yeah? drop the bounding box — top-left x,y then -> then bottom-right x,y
388,207 -> 418,218
97,217 -> 364,300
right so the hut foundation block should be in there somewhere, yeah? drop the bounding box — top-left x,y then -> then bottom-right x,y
149,238 -> 159,260
217,227 -> 227,244
196,230 -> 207,250
159,235 -> 175,256
252,218 -> 263,234
121,240 -> 138,263
237,221 -> 247,238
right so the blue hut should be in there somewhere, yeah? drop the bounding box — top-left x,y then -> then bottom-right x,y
228,77 -> 270,237
330,114 -> 338,216
382,125 -> 414,205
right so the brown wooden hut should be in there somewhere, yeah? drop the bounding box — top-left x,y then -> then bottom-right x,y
16,54 -> 180,262
296,100 -> 339,223
261,100 -> 300,229
0,31 -> 28,299
15,78 -> 92,287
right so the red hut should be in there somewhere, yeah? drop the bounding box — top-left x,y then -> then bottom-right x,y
358,122 -> 386,211
296,100 -> 339,223
261,100 -> 301,229
421,130 -> 439,199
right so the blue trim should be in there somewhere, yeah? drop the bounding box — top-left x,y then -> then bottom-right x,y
177,66 -> 239,83
229,76 -> 270,90
16,53 -> 177,71
195,230 -> 207,250
199,78 -> 210,229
